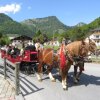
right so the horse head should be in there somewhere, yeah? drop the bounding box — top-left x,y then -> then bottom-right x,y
79,40 -> 89,57
85,38 -> 97,53
89,39 -> 97,53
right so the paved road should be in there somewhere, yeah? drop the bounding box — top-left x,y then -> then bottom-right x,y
20,63 -> 100,100
0,74 -> 15,100
0,57 -> 100,100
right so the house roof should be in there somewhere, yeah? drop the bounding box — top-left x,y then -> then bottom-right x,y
11,35 -> 32,41
92,27 -> 100,32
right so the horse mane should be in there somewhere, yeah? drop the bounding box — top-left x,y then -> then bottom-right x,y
81,40 -> 85,45
84,38 -> 95,44
66,41 -> 82,56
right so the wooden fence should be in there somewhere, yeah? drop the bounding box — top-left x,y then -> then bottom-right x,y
4,58 -> 20,95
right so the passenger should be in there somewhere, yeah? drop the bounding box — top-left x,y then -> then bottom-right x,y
35,42 -> 43,51
25,43 -> 36,51
20,47 -> 24,56
10,45 -> 20,58
1,45 -> 8,52
7,44 -> 12,55
1,45 -> 8,57
14,45 -> 20,56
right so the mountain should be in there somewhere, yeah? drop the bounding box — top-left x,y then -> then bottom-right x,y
0,13 -> 33,36
81,17 -> 100,34
0,13 -> 13,23
66,16 -> 100,41
21,16 -> 70,35
76,22 -> 87,27
88,17 -> 100,29
1,13 -> 100,40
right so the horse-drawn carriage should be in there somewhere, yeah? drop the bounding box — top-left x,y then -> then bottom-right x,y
0,45 -> 39,74
0,38 -> 97,90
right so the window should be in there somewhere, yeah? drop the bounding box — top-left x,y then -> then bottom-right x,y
95,35 -> 99,38
97,40 -> 99,43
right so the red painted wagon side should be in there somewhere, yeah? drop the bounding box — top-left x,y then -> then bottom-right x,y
1,45 -> 39,74
1,49 -> 6,58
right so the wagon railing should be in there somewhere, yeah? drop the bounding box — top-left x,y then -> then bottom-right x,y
4,57 -> 20,95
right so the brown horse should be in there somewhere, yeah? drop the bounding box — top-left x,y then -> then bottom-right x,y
36,48 -> 59,82
58,39 -> 97,90
36,39 -> 96,90
73,39 -> 97,83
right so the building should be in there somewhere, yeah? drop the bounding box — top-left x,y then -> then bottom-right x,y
10,35 -> 33,48
89,28 -> 100,47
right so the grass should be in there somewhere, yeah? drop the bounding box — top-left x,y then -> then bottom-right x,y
44,45 -> 59,51
91,56 -> 100,63
97,46 -> 100,49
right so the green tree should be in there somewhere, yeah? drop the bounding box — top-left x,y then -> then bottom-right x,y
0,32 -> 2,38
33,30 -> 49,43
0,35 -> 10,46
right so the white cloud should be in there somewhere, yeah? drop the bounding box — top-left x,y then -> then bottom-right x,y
0,3 -> 21,14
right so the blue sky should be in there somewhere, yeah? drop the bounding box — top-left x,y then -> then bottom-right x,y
0,0 -> 100,26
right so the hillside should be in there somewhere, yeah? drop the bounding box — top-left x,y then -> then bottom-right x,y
21,16 -> 70,35
75,22 -> 87,27
0,13 -> 33,36
66,17 -> 100,41
80,17 -> 100,35
0,13 -> 100,40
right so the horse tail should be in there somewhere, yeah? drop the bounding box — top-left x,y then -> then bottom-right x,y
60,44 -> 66,69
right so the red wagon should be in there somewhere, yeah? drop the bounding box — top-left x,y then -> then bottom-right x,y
1,45 -> 39,74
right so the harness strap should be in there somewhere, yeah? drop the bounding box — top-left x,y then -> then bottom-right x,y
65,49 -> 73,62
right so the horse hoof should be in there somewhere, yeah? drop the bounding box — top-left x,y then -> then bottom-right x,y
38,79 -> 42,82
77,78 -> 80,82
73,78 -> 78,84
74,81 -> 78,84
77,79 -> 80,82
51,79 -> 56,82
63,88 -> 68,91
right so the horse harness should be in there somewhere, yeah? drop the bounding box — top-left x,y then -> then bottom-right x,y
59,42 -> 86,68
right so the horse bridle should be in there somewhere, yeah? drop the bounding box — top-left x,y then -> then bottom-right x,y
79,43 -> 88,57
89,42 -> 96,52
